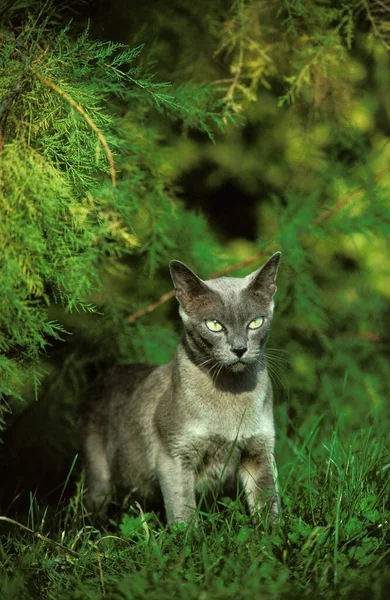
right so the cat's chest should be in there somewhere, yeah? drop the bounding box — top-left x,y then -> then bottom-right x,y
190,435 -> 242,487
177,397 -> 270,463
177,426 -> 263,489
182,386 -> 269,441
183,409 -> 260,442
171,397 -> 272,486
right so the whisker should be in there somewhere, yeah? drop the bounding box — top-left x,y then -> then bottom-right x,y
267,361 -> 287,391
265,354 -> 291,370
265,351 -> 291,365
266,358 -> 289,374
266,349 -> 293,362
207,361 -> 221,379
211,362 -> 222,385
266,356 -> 286,378
266,360 -> 289,373
196,357 -> 215,369
267,363 -> 280,388
266,350 -> 290,359
206,359 -> 224,385
214,362 -> 224,384
266,347 -> 293,355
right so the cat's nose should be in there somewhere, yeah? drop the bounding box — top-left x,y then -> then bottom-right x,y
232,347 -> 247,358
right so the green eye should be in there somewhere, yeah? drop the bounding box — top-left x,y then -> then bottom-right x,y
248,317 -> 264,330
205,319 -> 224,332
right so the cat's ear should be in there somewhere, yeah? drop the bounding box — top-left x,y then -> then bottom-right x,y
247,252 -> 282,299
169,260 -> 211,311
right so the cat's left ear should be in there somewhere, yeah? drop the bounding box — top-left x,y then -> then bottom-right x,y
247,252 -> 282,299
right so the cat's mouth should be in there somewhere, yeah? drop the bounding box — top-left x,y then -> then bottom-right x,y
228,359 -> 251,372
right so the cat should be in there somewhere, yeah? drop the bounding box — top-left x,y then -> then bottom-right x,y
81,252 -> 282,523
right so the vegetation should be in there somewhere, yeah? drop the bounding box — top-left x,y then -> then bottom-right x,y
1,417 -> 389,599
0,0 -> 389,598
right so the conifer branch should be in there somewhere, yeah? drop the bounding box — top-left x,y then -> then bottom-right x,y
0,81 -> 22,154
0,516 -> 79,557
30,70 -> 117,187
329,331 -> 382,342
362,0 -> 390,50
128,290 -> 176,323
224,43 -> 244,105
311,167 -> 390,226
274,324 -> 382,342
0,81 -> 22,119
374,0 -> 390,12
127,167 -> 390,323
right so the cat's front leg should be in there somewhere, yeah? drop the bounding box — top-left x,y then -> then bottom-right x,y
239,450 -> 279,518
157,452 -> 196,523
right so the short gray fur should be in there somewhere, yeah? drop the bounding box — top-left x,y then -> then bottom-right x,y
81,252 -> 282,522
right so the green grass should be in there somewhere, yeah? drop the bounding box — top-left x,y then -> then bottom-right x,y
1,406 -> 389,600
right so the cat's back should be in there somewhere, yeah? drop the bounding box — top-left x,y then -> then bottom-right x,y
105,363 -> 159,398
81,363 -> 167,432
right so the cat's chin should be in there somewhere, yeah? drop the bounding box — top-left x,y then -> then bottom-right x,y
227,360 -> 250,373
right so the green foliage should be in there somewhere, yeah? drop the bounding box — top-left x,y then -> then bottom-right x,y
0,0 -> 233,423
119,511 -> 154,542
0,415 -> 388,598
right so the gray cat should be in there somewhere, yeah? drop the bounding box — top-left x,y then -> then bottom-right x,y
81,252 -> 282,523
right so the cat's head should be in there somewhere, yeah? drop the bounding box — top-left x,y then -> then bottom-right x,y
169,253 -> 281,373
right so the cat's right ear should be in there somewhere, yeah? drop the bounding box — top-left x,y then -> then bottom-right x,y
169,260 -> 211,311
